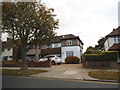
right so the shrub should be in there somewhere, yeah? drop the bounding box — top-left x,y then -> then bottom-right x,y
83,51 -> 118,61
65,56 -> 80,64
84,50 -> 102,54
2,60 -> 17,67
2,59 -> 51,67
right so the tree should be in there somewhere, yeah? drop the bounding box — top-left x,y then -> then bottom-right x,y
2,2 -> 59,70
95,37 -> 106,51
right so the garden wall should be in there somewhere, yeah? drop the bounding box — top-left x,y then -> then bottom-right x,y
83,51 -> 119,69
2,59 -> 51,67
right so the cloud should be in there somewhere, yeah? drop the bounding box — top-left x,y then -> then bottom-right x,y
42,0 -> 119,51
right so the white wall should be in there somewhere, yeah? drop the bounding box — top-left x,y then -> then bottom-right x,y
61,46 -> 82,62
2,48 -> 13,57
104,37 -> 114,51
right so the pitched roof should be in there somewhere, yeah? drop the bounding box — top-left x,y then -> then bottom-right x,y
51,36 -> 63,43
51,34 -> 84,45
109,44 -> 120,50
61,34 -> 78,40
61,34 -> 84,45
106,26 -> 120,37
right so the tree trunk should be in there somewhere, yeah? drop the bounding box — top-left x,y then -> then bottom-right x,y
35,45 -> 39,61
21,45 -> 28,70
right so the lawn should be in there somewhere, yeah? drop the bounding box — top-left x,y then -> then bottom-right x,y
2,69 -> 48,76
88,71 -> 120,81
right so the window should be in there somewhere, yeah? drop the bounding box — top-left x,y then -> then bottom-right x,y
8,48 -> 11,51
114,37 -> 117,43
114,37 -> 120,44
118,37 -> 120,43
66,40 -> 72,45
53,43 -> 61,48
2,49 -> 4,52
66,51 -> 74,57
46,44 -> 52,48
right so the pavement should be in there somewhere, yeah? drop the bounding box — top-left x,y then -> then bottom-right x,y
30,64 -> 119,83
2,64 -> 119,83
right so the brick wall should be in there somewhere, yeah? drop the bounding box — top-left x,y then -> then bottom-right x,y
2,59 -> 51,67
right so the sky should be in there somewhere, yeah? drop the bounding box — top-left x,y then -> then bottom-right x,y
41,0 -> 119,51
1,0 -> 120,52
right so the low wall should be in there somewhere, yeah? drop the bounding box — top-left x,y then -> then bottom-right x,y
82,51 -> 119,69
84,61 -> 118,69
2,59 -> 51,67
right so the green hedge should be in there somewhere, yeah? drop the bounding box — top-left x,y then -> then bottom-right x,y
84,50 -> 102,54
84,51 -> 118,61
65,56 -> 80,64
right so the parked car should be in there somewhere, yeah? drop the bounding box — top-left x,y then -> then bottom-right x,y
39,54 -> 62,65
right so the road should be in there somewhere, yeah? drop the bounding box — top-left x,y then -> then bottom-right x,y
2,76 -> 119,89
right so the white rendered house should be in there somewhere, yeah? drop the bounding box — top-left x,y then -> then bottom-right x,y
104,27 -> 120,51
60,34 -> 84,62
40,34 -> 84,62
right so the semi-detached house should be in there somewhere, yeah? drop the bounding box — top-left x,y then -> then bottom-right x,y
104,26 -> 120,51
40,34 -> 84,62
2,34 -> 84,62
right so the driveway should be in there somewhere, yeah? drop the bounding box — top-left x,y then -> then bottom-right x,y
31,64 -> 98,80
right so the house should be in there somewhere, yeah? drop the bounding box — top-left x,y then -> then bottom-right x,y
40,34 -> 84,62
2,41 -> 14,60
2,34 -> 84,62
104,26 -> 120,51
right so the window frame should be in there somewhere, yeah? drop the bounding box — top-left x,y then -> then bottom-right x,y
66,40 -> 72,46
66,51 -> 74,57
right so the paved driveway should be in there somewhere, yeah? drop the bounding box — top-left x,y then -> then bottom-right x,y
31,64 -> 98,80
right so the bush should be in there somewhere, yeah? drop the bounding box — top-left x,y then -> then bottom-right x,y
84,51 -> 118,61
65,56 -> 80,64
2,59 -> 51,67
84,50 -> 102,54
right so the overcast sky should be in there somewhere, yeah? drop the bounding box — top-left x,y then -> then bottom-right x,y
41,0 -> 119,51
2,0 -> 120,51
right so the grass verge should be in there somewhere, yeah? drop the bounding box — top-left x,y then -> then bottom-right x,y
88,71 -> 120,81
2,69 -> 48,76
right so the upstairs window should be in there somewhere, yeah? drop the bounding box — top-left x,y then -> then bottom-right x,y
8,48 -> 11,51
54,43 -> 61,48
114,37 -> 117,43
114,36 -> 120,44
118,37 -> 120,43
66,40 -> 72,45
46,44 -> 52,48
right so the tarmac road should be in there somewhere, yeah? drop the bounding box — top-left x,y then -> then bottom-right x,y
2,76 -> 119,88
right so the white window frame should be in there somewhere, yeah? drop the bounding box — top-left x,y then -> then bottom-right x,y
66,40 -> 72,45
46,44 -> 52,48
114,37 -> 117,44
54,43 -> 60,48
118,37 -> 120,43
66,51 -> 74,57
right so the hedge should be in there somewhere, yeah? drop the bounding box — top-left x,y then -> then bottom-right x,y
83,51 -> 118,61
84,50 -> 102,54
2,59 -> 51,67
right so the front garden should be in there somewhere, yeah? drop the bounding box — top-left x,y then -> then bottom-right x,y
88,71 -> 120,81
2,69 -> 48,76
